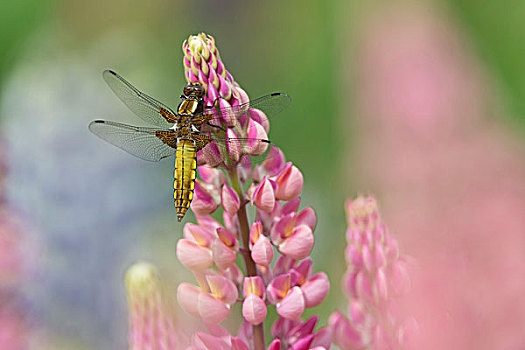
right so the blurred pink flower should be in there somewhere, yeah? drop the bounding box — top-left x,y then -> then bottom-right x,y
352,3 -> 525,349
0,136 -> 34,349
330,196 -> 411,349
125,262 -> 182,350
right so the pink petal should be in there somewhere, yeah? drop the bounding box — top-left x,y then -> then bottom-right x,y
249,221 -> 264,246
361,244 -> 374,272
342,271 -> 358,297
276,286 -> 305,320
274,163 -> 303,201
385,236 -> 400,261
222,264 -> 243,286
294,259 -> 312,282
280,197 -> 301,216
194,332 -> 230,350
349,300 -> 366,325
251,235 -> 274,267
249,108 -> 270,132
251,177 -> 276,212
198,165 -> 225,185
245,119 -> 269,156
296,207 -> 316,231
289,334 -> 314,350
374,244 -> 387,268
176,239 -> 213,271
278,225 -> 314,260
197,292 -> 230,324
221,184 -> 240,216
345,245 -> 362,268
273,255 -> 296,276
262,146 -> 286,177
184,223 -> 214,246
328,311 -> 364,349
375,267 -> 388,301
311,326 -> 333,350
243,276 -> 266,298
226,128 -> 242,163
267,273 -> 291,304
391,260 -> 411,294
206,275 -> 238,305
242,294 -> 267,325
177,282 -> 202,317
355,271 -> 373,301
200,142 -> 222,167
231,337 -> 250,350
218,74 -> 232,100
216,227 -> 238,249
267,339 -> 281,350
270,212 -> 296,243
191,180 -> 219,215
301,272 -> 330,308
195,215 -> 222,232
212,239 -> 237,270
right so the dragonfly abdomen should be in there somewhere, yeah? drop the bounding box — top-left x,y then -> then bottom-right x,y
174,139 -> 197,221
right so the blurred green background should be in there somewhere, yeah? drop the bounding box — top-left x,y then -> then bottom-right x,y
1,0 -> 524,348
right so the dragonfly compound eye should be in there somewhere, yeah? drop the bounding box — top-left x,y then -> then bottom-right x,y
183,82 -> 205,98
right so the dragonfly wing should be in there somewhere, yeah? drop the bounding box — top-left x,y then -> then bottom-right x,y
103,70 -> 177,127
197,132 -> 272,168
88,120 -> 175,161
203,93 -> 291,128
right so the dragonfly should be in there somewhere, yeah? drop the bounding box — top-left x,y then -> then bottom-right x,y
89,70 -> 290,221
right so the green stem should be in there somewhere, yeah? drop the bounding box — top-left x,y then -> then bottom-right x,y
228,168 -> 265,350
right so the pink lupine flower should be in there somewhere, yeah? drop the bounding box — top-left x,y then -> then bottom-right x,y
330,196 -> 410,349
242,277 -> 267,325
125,262 -> 181,350
177,274 -> 238,324
126,33 -> 331,350
179,33 -> 328,350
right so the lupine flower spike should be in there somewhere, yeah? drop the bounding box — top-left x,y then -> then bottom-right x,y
329,196 -> 413,349
176,33 -> 330,350
125,262 -> 181,350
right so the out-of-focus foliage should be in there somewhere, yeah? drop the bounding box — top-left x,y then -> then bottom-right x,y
450,0 -> 525,126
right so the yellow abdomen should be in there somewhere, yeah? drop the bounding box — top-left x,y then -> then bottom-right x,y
174,139 -> 197,221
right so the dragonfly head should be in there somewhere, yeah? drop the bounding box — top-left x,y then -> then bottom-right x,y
183,82 -> 205,99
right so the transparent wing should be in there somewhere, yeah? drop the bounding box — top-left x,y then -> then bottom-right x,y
88,120 -> 175,161
103,70 -> 176,128
203,93 -> 291,127
196,131 -> 274,168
